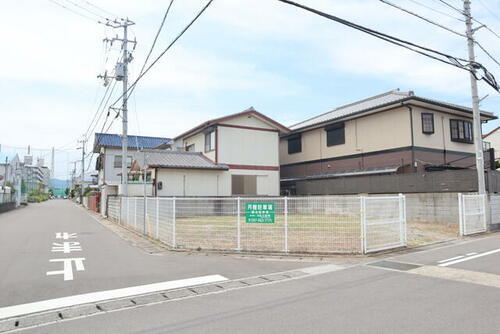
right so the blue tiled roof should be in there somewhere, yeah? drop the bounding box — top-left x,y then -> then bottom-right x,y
93,133 -> 171,152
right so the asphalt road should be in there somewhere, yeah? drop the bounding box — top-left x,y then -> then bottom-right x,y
22,258 -> 500,334
0,200 -> 319,307
4,200 -> 500,333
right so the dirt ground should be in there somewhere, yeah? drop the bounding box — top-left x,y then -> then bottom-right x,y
407,221 -> 459,247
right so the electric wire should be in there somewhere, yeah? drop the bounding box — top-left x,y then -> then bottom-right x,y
433,0 -> 465,15
109,0 -> 214,109
138,0 -> 175,77
276,0 -> 499,92
475,41 -> 500,68
405,0 -> 465,21
78,0 -> 120,19
83,79 -> 115,139
477,0 -> 500,22
378,0 -> 466,37
62,0 -> 107,20
48,0 -> 100,23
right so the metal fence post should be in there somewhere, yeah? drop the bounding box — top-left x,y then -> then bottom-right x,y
398,193 -> 406,246
172,197 -> 176,248
284,197 -> 288,253
118,197 -> 122,225
156,197 -> 160,239
483,194 -> 488,232
237,197 -> 241,251
458,193 -> 464,236
128,197 -> 131,226
360,196 -> 366,254
134,198 -> 137,230
144,196 -> 147,234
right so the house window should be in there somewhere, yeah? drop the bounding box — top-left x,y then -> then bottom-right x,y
325,122 -> 345,147
205,130 -> 215,152
114,155 -> 133,168
421,113 -> 434,134
450,119 -> 473,143
127,171 -> 151,182
287,134 -> 302,154
186,144 -> 195,152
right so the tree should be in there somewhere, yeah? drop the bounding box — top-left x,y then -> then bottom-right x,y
65,188 -> 70,196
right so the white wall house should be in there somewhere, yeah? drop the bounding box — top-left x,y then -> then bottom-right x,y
93,133 -> 171,214
169,108 -> 290,196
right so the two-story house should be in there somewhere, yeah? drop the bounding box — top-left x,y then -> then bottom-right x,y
280,89 -> 497,194
165,107 -> 290,196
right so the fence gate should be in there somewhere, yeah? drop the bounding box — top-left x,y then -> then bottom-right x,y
459,194 -> 487,235
361,195 -> 406,253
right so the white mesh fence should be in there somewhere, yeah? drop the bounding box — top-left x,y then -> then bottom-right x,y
490,195 -> 500,226
459,193 -> 487,235
108,195 -> 406,254
362,195 -> 406,253
107,196 -> 121,223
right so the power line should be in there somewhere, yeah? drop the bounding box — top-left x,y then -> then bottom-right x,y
405,0 -> 465,22
276,0 -> 499,92
83,79 -> 115,139
48,0 -> 101,23
109,0 -> 214,109
62,0 -> 107,20
78,0 -> 120,19
477,0 -> 500,22
433,0 -> 465,15
476,41 -> 500,68
138,0 -> 175,77
378,0 -> 466,37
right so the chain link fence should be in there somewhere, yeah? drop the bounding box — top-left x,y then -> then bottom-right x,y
106,195 -> 406,254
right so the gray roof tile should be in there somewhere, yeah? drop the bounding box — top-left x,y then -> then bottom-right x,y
141,150 -> 228,170
290,89 -> 495,131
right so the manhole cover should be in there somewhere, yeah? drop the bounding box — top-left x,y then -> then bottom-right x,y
367,260 -> 421,271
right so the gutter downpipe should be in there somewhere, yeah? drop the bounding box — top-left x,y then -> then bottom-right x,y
405,104 -> 416,172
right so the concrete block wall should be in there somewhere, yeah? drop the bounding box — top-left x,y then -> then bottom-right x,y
405,192 -> 461,224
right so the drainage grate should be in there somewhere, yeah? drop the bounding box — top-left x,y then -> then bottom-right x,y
368,260 -> 421,271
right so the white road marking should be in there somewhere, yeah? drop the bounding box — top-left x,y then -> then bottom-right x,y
438,248 -> 500,267
300,264 -> 345,275
55,232 -> 77,240
51,242 -> 82,254
0,274 -> 228,320
46,258 -> 86,281
438,255 -> 464,263
466,252 -> 478,256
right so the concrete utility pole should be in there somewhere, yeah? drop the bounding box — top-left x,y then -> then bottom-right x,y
101,19 -> 136,196
464,0 -> 486,195
78,138 -> 87,204
51,147 -> 55,179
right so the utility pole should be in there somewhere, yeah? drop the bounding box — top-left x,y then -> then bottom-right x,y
464,0 -> 486,195
100,19 -> 136,196
77,138 -> 87,204
51,147 -> 55,179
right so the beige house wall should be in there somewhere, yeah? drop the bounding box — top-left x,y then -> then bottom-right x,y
183,132 -> 216,161
485,130 -> 500,160
280,107 -> 412,165
217,126 -> 279,166
156,169 -> 230,197
221,114 -> 276,129
411,106 -> 475,153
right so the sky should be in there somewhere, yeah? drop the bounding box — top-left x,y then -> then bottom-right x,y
0,0 -> 499,180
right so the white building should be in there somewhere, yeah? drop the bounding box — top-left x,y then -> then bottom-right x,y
170,108 -> 290,196
93,133 -> 172,213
